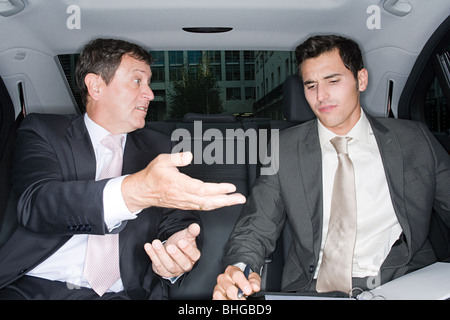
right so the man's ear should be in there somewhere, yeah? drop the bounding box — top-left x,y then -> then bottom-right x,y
357,68 -> 369,92
84,73 -> 102,101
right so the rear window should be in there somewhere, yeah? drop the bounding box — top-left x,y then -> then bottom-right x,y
58,50 -> 297,122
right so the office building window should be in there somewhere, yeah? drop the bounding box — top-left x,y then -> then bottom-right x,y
227,87 -> 241,100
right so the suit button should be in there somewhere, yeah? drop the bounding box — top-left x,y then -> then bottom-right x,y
308,265 -> 315,273
67,225 -> 74,231
85,225 -> 92,232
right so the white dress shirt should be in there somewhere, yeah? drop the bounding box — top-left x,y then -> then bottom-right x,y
315,112 -> 403,278
27,114 -> 138,292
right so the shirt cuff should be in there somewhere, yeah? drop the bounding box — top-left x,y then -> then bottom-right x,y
103,175 -> 140,231
163,275 -> 183,284
234,262 -> 249,272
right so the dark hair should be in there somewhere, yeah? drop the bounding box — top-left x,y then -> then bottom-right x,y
75,38 -> 153,105
295,35 -> 364,79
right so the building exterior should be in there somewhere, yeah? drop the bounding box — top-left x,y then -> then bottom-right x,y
142,50 -> 298,121
253,51 -> 297,120
149,50 -> 257,121
59,50 -> 300,121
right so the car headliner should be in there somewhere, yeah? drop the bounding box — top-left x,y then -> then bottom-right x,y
0,0 -> 449,117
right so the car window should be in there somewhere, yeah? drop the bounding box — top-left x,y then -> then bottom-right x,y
58,50 -> 297,122
425,44 -> 450,135
398,17 -> 450,152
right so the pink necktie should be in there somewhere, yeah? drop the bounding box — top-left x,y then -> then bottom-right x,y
316,136 -> 357,295
83,134 -> 124,296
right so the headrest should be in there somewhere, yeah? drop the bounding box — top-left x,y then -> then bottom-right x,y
282,74 -> 316,123
182,113 -> 237,123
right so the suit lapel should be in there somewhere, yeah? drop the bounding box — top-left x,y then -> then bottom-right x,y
118,133 -> 141,255
367,115 -> 412,244
117,129 -> 171,288
295,120 -> 323,257
122,131 -> 152,175
66,117 -> 139,255
66,115 -> 96,181
117,130 -> 162,255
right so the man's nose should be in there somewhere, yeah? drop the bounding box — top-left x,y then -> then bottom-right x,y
316,84 -> 329,102
142,83 -> 154,101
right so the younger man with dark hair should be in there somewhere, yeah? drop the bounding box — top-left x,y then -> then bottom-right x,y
213,34 -> 450,299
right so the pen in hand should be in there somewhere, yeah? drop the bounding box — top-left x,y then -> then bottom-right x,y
237,264 -> 251,299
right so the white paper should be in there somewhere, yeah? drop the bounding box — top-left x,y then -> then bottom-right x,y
358,262 -> 450,300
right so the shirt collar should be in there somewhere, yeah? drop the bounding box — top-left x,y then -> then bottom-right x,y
84,113 -> 126,148
318,110 -> 371,148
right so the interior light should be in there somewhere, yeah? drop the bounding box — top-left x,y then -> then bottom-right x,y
182,27 -> 233,34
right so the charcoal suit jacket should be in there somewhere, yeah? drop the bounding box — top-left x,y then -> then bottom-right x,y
223,113 -> 450,292
0,113 -> 199,299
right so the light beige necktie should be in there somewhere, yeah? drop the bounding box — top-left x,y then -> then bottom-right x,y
83,134 -> 124,296
316,136 -> 357,295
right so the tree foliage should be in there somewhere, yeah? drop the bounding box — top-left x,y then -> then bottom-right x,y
168,56 -> 223,118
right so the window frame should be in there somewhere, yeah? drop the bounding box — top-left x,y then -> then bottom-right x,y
399,16 -> 450,131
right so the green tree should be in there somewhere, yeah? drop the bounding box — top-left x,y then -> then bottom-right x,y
168,55 -> 223,118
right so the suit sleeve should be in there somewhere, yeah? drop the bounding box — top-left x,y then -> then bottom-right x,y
420,122 -> 450,227
222,136 -> 286,274
157,208 -> 201,243
12,114 -> 108,235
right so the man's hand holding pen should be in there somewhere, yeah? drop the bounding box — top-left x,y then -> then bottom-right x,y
213,265 -> 261,300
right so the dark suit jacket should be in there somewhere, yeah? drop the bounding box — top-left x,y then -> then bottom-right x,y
0,113 -> 199,299
223,113 -> 450,292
